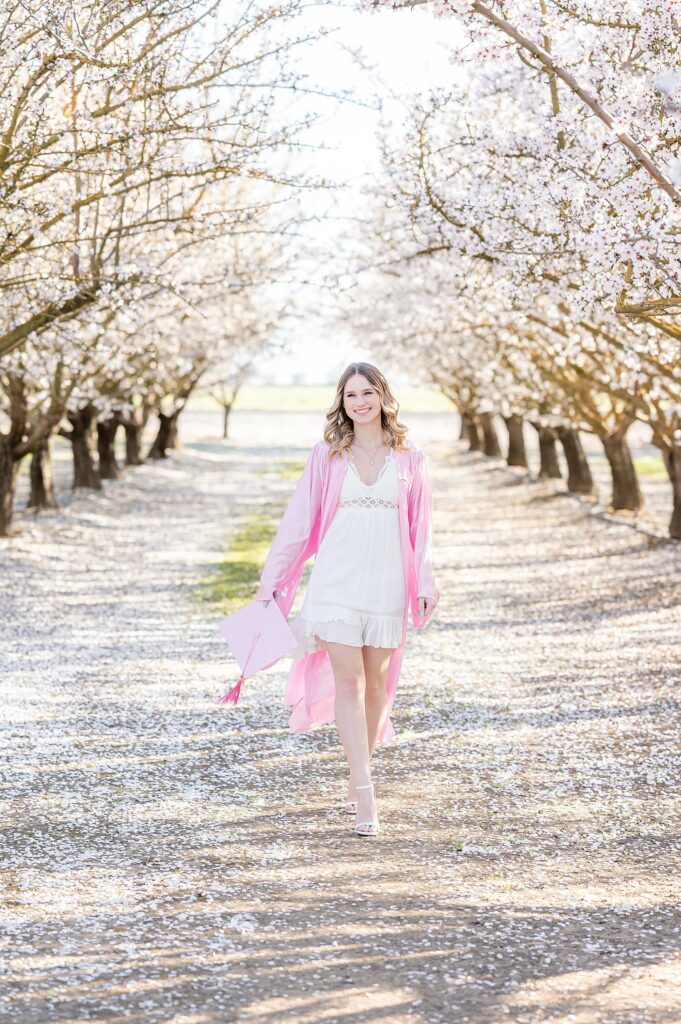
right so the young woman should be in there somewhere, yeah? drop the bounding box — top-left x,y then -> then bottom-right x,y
254,362 -> 440,837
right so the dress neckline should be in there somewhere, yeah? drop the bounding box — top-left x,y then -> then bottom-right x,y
347,448 -> 393,487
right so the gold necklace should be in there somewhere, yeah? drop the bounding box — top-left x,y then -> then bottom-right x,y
351,440 -> 386,466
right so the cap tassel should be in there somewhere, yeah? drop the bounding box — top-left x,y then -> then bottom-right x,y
217,674 -> 244,705
217,631 -> 261,706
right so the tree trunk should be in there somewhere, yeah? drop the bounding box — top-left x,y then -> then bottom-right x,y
147,411 -> 180,460
27,437 -> 58,510
458,414 -> 467,441
122,420 -> 143,466
480,412 -> 502,458
601,431 -> 642,511
0,436 -> 21,537
661,444 -> 681,539
68,406 -> 101,490
222,403 -> 233,440
532,424 -> 562,479
97,419 -> 121,480
463,413 -> 483,452
167,413 -> 180,451
557,426 -> 594,495
503,415 -> 528,468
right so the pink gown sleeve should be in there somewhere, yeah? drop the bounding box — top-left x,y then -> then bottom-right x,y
408,449 -> 440,614
258,443 -> 324,603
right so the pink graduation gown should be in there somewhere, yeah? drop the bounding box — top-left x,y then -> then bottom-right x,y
258,436 -> 440,744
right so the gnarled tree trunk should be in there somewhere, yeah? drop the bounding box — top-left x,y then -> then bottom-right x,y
97,419 -> 120,480
147,410 -> 180,460
480,412 -> 502,458
167,414 -> 180,451
0,436 -> 21,537
66,405 -> 101,490
27,437 -> 58,510
557,426 -> 594,495
117,404 -> 151,466
503,415 -> 528,468
148,379 -> 199,459
662,444 -> 681,540
532,424 -> 562,479
601,431 -> 642,511
462,412 -> 483,452
124,421 -> 144,466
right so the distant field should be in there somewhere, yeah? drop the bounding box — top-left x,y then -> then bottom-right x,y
633,455 -> 668,478
189,385 -> 454,414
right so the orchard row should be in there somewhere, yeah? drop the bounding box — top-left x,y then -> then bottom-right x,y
355,1 -> 680,536
0,1 -> 314,537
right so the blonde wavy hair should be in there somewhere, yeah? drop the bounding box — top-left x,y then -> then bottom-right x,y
323,362 -> 410,460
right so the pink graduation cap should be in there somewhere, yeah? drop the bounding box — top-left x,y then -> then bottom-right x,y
217,597 -> 298,705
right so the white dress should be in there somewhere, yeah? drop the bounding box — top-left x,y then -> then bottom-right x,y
288,447 -> 405,656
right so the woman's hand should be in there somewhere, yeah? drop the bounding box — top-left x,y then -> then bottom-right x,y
254,586 -> 279,604
417,595 -> 434,618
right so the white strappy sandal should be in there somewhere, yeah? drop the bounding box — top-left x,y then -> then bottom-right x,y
354,782 -> 380,837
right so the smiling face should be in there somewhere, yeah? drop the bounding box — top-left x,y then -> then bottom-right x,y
343,373 -> 382,429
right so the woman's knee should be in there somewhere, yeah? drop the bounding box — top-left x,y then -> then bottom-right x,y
364,672 -> 388,699
334,671 -> 365,701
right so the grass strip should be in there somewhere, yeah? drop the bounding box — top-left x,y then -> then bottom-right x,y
195,459 -> 306,615
278,459 -> 306,479
194,512 -> 278,615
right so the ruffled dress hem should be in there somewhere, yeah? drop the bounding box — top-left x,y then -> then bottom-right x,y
287,604 -> 403,658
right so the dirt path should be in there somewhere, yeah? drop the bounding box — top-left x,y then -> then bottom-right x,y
2,428 -> 680,1024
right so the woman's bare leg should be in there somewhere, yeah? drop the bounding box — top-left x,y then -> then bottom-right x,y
325,639 -> 377,824
362,645 -> 393,756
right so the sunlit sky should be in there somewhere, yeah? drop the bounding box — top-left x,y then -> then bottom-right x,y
251,3 -> 465,385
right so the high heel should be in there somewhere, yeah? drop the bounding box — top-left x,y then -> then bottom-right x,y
354,782 -> 379,837
343,782 -> 357,815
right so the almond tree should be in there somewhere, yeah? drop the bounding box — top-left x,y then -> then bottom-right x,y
0,1 -> 320,535
365,2 -> 680,208
350,1 -> 680,534
0,1 -> 311,358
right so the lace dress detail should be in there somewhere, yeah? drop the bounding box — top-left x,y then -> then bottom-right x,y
338,495 -> 397,510
288,448 -> 405,655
